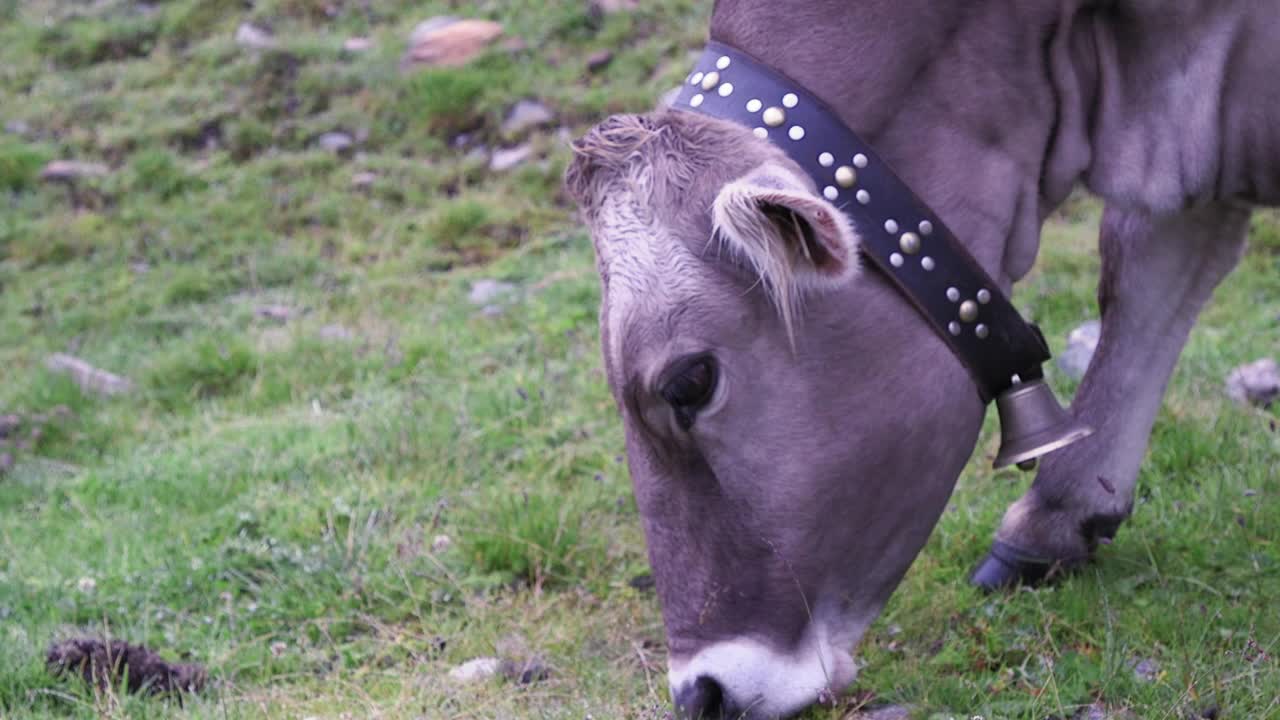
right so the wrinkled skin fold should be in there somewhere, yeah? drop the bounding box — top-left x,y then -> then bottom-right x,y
566,1 -> 1280,717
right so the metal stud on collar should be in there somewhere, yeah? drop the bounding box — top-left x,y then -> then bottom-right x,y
674,42 -> 1074,431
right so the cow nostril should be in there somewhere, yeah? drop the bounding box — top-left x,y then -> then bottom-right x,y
674,675 -> 726,719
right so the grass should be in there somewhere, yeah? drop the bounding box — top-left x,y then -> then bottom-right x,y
0,1 -> 1276,718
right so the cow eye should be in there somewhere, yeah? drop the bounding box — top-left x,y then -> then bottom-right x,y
662,356 -> 718,430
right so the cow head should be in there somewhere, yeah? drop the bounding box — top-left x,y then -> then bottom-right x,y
566,110 -> 986,718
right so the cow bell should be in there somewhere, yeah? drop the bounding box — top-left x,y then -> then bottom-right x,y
993,379 -> 1093,471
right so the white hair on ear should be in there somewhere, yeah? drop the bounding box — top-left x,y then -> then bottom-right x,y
712,167 -> 860,344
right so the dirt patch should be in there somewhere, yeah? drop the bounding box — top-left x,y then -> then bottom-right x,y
46,638 -> 206,696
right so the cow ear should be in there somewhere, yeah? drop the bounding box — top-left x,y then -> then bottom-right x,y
712,163 -> 861,295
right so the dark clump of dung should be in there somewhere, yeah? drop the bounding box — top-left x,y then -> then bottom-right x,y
46,638 -> 207,696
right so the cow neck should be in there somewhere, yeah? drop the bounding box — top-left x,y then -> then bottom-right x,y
675,42 -> 1051,403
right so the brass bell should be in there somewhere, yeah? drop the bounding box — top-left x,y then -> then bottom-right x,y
993,379 -> 1093,471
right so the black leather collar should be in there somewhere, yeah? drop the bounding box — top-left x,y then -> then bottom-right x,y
673,42 -> 1050,402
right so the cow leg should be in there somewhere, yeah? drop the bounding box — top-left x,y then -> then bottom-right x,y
971,202 -> 1251,590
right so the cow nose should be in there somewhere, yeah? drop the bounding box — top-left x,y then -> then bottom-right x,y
674,675 -> 727,719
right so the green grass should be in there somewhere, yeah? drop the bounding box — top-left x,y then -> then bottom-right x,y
1,1 -> 1277,718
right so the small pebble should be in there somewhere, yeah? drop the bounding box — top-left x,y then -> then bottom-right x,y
255,305 -> 294,323
235,23 -> 276,50
1131,657 -> 1160,682
448,656 -> 502,683
468,279 -> 515,305
1057,319 -> 1101,381
586,49 -> 614,73
501,100 -> 555,138
318,324 -> 356,343
342,37 -> 373,53
489,144 -> 533,172
1226,358 -> 1279,408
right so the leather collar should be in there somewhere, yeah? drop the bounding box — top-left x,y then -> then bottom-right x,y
674,42 -> 1050,402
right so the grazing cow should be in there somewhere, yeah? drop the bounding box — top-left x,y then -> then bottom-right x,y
565,1 -> 1275,717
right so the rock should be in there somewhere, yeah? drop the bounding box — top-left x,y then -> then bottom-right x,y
448,656 -> 503,683
0,414 -> 19,439
235,22 -> 277,50
1073,702 -> 1137,720
501,100 -> 555,138
0,452 -> 12,475
40,161 -> 109,183
502,656 -> 550,685
317,131 -> 354,155
431,534 -> 453,554
464,146 -> 490,165
590,0 -> 640,14
849,705 -> 911,720
628,573 -> 655,591
351,171 -> 378,190
45,354 -> 133,397
1131,657 -> 1160,682
342,37 -> 374,53
489,144 -> 533,172
468,279 -> 515,305
255,305 -> 294,323
1057,319 -> 1101,381
4,120 -> 31,136
318,324 -> 356,343
586,49 -> 614,73
1226,358 -> 1280,408
401,17 -> 504,70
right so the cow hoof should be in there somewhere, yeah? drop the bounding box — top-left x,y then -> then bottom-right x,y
969,540 -> 1070,591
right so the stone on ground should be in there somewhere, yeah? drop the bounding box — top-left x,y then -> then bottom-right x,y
401,17 -> 504,70
1074,702 -> 1137,720
1130,656 -> 1160,682
447,656 -> 503,683
255,305 -> 294,323
1225,357 -> 1279,408
489,144 -> 533,172
45,354 -> 133,397
586,49 -> 614,73
342,37 -> 373,53
468,279 -> 516,305
40,161 -> 109,183
235,23 -> 276,50
848,705 -> 911,720
591,0 -> 640,14
1057,319 -> 1101,381
317,131 -> 354,155
501,100 -> 555,138
351,171 -> 378,190
0,414 -> 19,438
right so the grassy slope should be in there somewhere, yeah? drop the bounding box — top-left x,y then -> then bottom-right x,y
0,1 -> 1276,718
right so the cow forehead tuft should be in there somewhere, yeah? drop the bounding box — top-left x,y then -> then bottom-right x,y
594,194 -> 710,371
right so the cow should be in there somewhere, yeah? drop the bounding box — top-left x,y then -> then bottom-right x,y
564,1 -> 1276,717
